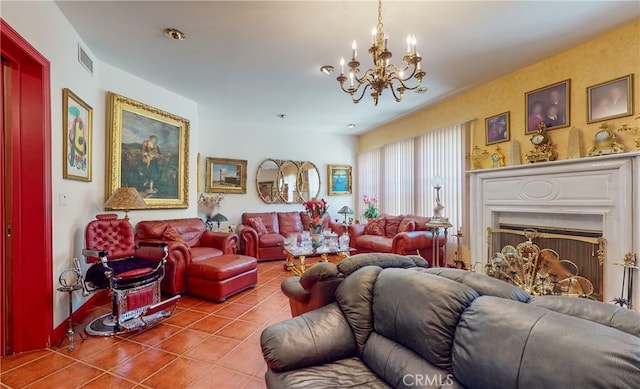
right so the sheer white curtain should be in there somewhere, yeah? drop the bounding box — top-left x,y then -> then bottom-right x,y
415,122 -> 467,233
382,138 -> 414,215
357,148 -> 382,218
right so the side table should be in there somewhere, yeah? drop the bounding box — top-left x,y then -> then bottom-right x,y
56,284 -> 87,351
426,218 -> 453,267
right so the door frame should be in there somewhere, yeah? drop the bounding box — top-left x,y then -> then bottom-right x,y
1,18 -> 53,354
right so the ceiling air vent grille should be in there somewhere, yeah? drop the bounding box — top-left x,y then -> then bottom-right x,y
78,44 -> 93,75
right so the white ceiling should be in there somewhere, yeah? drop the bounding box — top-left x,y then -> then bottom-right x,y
55,1 -> 640,135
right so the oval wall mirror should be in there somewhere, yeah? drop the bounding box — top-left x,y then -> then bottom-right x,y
298,161 -> 321,202
256,159 -> 281,204
278,161 -> 299,204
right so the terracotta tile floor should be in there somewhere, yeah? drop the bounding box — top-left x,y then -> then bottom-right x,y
0,261 -> 293,389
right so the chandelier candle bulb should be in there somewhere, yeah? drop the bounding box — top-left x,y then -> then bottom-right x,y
340,57 -> 345,74
372,28 -> 376,44
352,40 -> 357,59
407,36 -> 412,53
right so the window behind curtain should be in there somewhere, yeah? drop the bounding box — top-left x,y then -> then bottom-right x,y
357,122 -> 468,233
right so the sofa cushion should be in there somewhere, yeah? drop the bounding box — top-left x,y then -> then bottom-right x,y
162,226 -> 186,244
371,239 -> 393,253
384,215 -> 403,237
248,217 -> 268,236
405,215 -> 431,231
355,235 -> 387,250
265,357 -> 391,389
259,233 -> 285,247
422,268 -> 532,302
190,246 -> 223,263
278,212 -> 304,237
243,212 -> 278,234
135,221 -> 167,240
337,253 -> 428,277
372,269 -> 478,371
398,218 -> 415,233
167,221 -> 205,247
186,254 -> 257,281
365,218 -> 386,236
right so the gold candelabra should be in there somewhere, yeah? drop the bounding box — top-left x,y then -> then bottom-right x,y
336,0 -> 425,106
467,146 -> 489,170
618,123 -> 640,150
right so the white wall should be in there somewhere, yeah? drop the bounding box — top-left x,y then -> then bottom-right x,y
196,110 -> 357,227
2,1 -> 198,327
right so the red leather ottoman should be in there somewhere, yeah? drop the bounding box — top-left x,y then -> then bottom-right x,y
186,255 -> 257,302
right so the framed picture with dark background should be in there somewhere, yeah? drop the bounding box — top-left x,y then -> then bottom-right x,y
525,80 -> 570,134
587,74 -> 633,124
485,111 -> 510,145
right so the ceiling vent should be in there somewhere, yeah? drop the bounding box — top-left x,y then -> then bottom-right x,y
77,44 -> 94,75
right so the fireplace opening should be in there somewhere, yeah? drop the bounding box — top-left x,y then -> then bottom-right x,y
486,225 -> 604,301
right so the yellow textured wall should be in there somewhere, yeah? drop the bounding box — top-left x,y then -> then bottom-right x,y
359,21 -> 640,166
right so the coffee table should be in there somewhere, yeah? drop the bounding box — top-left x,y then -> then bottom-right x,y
283,246 -> 353,276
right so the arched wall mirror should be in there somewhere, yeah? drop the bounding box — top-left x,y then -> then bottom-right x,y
256,159 -> 321,204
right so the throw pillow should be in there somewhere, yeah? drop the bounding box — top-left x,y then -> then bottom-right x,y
399,218 -> 416,233
162,226 -> 185,243
365,218 -> 386,236
385,215 -> 404,237
248,217 -> 268,236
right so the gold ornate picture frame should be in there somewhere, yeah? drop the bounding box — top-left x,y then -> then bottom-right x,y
587,74 -> 634,124
106,92 -> 190,209
327,164 -> 352,196
525,79 -> 570,134
205,157 -> 248,194
62,88 -> 93,182
485,111 -> 510,145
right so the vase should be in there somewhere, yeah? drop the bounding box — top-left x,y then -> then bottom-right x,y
310,226 -> 323,249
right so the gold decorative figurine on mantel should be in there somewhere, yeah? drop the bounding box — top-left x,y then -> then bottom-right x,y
617,123 -> 640,150
587,122 -> 625,156
526,122 -> 557,163
467,146 -> 489,170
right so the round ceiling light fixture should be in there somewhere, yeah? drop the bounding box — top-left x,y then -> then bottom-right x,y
347,123 -> 356,129
415,87 -> 429,94
164,28 -> 186,41
320,65 -> 335,75
277,114 -> 287,119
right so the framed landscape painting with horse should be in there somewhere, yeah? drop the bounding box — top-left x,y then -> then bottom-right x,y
106,92 -> 190,209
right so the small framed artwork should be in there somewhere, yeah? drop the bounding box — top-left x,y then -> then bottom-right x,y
327,164 -> 352,196
525,79 -> 570,134
62,88 -> 93,181
106,92 -> 190,209
587,74 -> 634,124
205,157 -> 248,194
485,112 -> 510,145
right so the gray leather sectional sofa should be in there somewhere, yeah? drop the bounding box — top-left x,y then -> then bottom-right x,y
261,266 -> 640,388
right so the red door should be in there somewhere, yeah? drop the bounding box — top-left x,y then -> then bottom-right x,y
1,19 -> 53,355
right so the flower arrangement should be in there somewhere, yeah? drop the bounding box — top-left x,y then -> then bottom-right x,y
304,197 -> 328,231
198,193 -> 224,217
363,195 -> 379,219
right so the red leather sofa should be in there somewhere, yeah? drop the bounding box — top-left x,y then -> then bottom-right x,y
135,218 -> 238,295
239,211 -> 347,261
348,214 -> 444,265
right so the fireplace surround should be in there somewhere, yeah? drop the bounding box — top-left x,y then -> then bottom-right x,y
468,151 -> 640,306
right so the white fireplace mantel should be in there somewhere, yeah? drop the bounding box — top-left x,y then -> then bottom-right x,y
468,151 -> 640,307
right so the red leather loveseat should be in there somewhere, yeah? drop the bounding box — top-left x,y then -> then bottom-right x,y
348,214 -> 444,265
239,212 -> 347,261
135,218 -> 238,295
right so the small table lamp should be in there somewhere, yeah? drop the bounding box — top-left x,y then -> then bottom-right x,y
104,187 -> 147,220
207,213 -> 228,229
337,206 -> 354,224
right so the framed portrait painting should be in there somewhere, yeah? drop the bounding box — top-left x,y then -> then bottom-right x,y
62,88 -> 93,181
485,111 -> 510,145
205,157 -> 248,194
525,80 -> 570,134
106,92 -> 190,209
587,74 -> 634,124
327,164 -> 352,196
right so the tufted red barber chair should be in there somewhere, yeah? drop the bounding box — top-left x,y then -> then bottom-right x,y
82,214 -> 180,336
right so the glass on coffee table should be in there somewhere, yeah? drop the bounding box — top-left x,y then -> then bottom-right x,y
283,235 -> 353,275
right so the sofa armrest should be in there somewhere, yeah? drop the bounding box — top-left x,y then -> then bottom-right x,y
299,262 -> 339,290
281,276 -> 310,303
200,231 -> 238,254
261,302 -> 357,371
392,231 -> 438,255
347,224 -> 366,248
329,220 -> 347,236
238,224 -> 259,258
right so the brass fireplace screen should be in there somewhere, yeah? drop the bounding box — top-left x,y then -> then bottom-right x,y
485,227 -> 605,301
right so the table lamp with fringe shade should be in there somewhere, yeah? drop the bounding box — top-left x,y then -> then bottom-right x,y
104,187 -> 147,220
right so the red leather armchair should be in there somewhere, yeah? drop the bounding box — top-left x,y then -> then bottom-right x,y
135,218 -> 238,295
239,211 -> 347,261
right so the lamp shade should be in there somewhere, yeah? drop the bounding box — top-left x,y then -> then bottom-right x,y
104,187 -> 147,210
209,213 -> 228,222
338,206 -> 354,215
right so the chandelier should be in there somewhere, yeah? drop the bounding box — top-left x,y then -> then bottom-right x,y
336,0 -> 425,106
